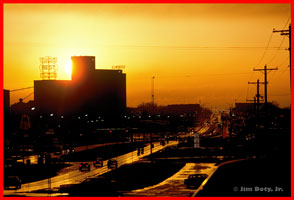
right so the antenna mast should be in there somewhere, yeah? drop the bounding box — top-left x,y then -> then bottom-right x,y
152,76 -> 155,106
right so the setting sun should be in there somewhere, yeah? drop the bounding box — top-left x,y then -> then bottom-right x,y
65,60 -> 72,75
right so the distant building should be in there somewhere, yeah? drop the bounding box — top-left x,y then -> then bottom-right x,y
234,103 -> 255,113
34,56 -> 126,117
4,89 -> 11,135
162,104 -> 201,115
11,99 -> 35,115
130,103 -> 201,116
3,89 -> 10,114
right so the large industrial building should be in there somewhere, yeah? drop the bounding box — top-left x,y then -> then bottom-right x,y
34,56 -> 126,117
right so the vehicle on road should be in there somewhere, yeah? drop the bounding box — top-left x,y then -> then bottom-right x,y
160,140 -> 166,146
107,159 -> 118,169
93,158 -> 103,168
63,147 -> 75,154
184,174 -> 208,188
79,162 -> 90,171
4,176 -> 21,190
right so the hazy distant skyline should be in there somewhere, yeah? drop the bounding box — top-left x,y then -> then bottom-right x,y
4,4 -> 291,110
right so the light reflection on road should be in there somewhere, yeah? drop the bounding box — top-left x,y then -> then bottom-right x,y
122,163 -> 217,197
4,141 -> 178,196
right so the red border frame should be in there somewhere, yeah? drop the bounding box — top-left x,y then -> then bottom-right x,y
1,1 -> 293,200
0,0 -> 293,3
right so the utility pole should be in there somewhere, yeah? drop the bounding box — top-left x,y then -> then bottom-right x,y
273,24 -> 291,86
254,65 -> 278,108
254,96 -> 257,114
151,76 -> 155,106
246,97 -> 257,115
151,76 -> 155,155
248,79 -> 265,117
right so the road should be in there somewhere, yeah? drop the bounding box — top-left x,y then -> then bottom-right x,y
4,140 -> 178,196
18,141 -> 133,165
122,163 -> 217,197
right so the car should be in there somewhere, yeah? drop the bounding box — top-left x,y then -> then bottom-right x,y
4,176 -> 21,190
79,162 -> 90,171
93,158 -> 103,168
107,159 -> 118,169
184,174 -> 208,188
64,147 -> 75,154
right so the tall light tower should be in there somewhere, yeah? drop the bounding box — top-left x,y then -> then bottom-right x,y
39,56 -> 58,80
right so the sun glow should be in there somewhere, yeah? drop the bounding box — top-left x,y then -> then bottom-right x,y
65,60 -> 72,75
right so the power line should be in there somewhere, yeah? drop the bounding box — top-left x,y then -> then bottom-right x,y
248,79 -> 265,117
254,32 -> 274,69
273,23 -> 291,86
246,71 -> 257,101
102,44 -> 282,50
132,72 -> 252,80
10,87 -> 33,92
267,35 -> 287,65
265,16 -> 291,84
268,56 -> 289,82
268,94 -> 290,96
254,65 -> 278,107
247,29 -> 275,101
23,92 -> 34,100
267,14 -> 290,65
247,16 -> 291,103
158,72 -> 252,79
282,15 -> 291,30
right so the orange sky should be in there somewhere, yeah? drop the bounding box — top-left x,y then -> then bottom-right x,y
4,4 -> 291,110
